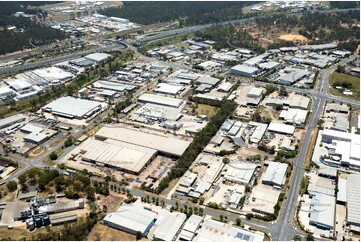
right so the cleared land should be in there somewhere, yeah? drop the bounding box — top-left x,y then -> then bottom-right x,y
0,225 -> 67,241
329,72 -> 360,100
195,104 -> 219,117
87,223 -> 136,241
278,34 -> 308,42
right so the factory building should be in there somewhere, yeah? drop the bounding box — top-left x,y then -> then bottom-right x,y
247,87 -> 263,98
0,86 -> 14,99
258,61 -> 282,70
134,103 -> 183,122
195,219 -> 264,241
42,96 -> 102,119
249,186 -> 281,215
267,122 -> 295,135
289,95 -> 310,110
346,174 -> 360,233
222,162 -> 257,185
178,215 -> 203,241
262,162 -> 288,187
138,93 -> 184,108
154,83 -> 185,95
95,126 -> 191,157
153,212 -> 187,241
248,122 -> 268,144
279,68 -> 311,85
103,204 -> 157,237
84,53 -> 111,63
279,108 -> 308,126
308,192 -> 335,230
93,80 -> 136,92
0,114 -> 26,129
230,65 -> 259,77
38,199 -> 84,214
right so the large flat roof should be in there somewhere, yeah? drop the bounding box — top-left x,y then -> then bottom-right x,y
154,83 -> 184,95
267,122 -> 295,135
231,64 -> 259,74
138,93 -> 184,108
95,126 -> 191,157
0,114 -> 26,129
223,162 -> 257,185
81,138 -> 156,174
93,80 -> 135,92
262,162 -> 288,186
153,212 -> 187,241
84,52 -> 111,62
104,204 -> 156,234
42,96 -> 102,119
347,174 -> 360,225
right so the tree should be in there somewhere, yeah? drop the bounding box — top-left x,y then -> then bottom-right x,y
219,215 -> 224,221
7,181 -> 17,192
236,218 -> 241,226
135,231 -> 142,240
279,86 -> 288,96
306,233 -> 314,241
246,213 -> 253,220
222,157 -> 230,164
199,197 -> 205,205
49,152 -> 58,160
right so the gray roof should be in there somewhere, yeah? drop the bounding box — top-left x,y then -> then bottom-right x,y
279,68 -> 310,84
262,162 -> 288,186
196,76 -> 220,86
337,178 -> 347,203
347,174 -> 360,225
231,64 -> 259,74
0,114 -> 26,129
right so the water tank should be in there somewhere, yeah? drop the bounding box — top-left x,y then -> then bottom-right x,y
35,217 -> 42,228
28,221 -> 35,230
42,216 -> 51,226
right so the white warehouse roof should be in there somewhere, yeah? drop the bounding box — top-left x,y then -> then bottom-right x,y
95,126 -> 191,157
347,174 -> 360,226
262,162 -> 288,187
42,96 -> 102,119
267,122 -> 295,135
103,204 -> 156,235
153,212 -> 187,241
138,93 -> 184,108
84,52 -> 111,63
222,162 -> 257,185
154,83 -> 184,95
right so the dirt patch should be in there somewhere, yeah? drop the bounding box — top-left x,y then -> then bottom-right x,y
305,128 -> 319,168
27,146 -> 46,158
87,223 -> 137,241
160,178 -> 180,197
0,224 -> 67,241
279,34 -> 308,42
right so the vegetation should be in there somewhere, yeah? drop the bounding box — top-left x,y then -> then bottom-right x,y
6,180 -> 17,192
330,72 -> 360,100
195,24 -> 264,53
49,152 -> 58,160
99,2 -> 257,26
156,101 -> 237,194
300,176 -> 308,195
64,136 -> 74,148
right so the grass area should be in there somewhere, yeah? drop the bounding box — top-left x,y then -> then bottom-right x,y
195,104 -> 219,117
0,224 -> 67,241
329,72 -> 360,100
139,33 -> 194,53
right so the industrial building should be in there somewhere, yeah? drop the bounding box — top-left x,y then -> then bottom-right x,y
230,64 -> 259,77
93,80 -> 136,93
103,204 -> 157,237
38,199 -> 84,214
178,215 -> 203,241
267,122 -> 295,135
258,61 -> 282,70
42,96 -> 102,119
196,75 -> 220,87
279,108 -> 308,126
80,138 -> 157,175
222,162 -> 257,185
152,212 -> 187,241
308,192 -> 335,230
138,93 -> 184,108
84,52 -> 111,63
262,162 -> 288,187
279,67 -> 311,85
134,103 -> 183,122
247,87 -> 263,98
95,126 -> 191,157
154,83 -> 185,95
248,122 -> 268,143
195,219 -> 264,241
289,95 -> 310,110
0,114 -> 26,129
179,171 -> 198,187
346,174 -> 360,233
249,186 -> 281,215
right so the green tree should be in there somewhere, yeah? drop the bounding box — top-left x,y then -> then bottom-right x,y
7,181 -> 17,192
49,152 -> 58,160
222,157 -> 230,164
135,231 -> 142,240
236,218 -> 241,226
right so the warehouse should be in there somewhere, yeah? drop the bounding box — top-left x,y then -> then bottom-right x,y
24,132 -> 48,144
134,103 -> 183,121
247,87 -> 263,98
325,103 -> 349,114
103,204 -> 157,237
5,78 -> 32,92
289,95 -> 310,110
178,214 -> 203,241
279,68 -> 311,85
138,93 -> 184,108
217,82 -> 233,93
267,122 -> 295,135
42,96 -> 102,119
38,199 -> 84,214
258,61 -> 282,70
20,123 -> 44,134
262,162 -> 288,187
84,52 -> 111,63
0,114 -> 26,129
222,162 -> 257,185
153,212 -> 187,241
32,67 -> 73,83
69,57 -> 95,67
346,174 -> 360,232
248,122 -> 268,143
196,75 -> 220,87
0,86 -> 14,99
249,186 -> 281,215
80,138 -> 157,175
243,53 -> 270,66
279,108 -> 308,126
195,219 -> 264,241
179,171 -> 197,187
95,126 -> 191,157
93,80 -> 136,92
337,178 -> 347,204
308,192 -> 335,230
154,83 -> 185,95
230,64 -> 259,77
